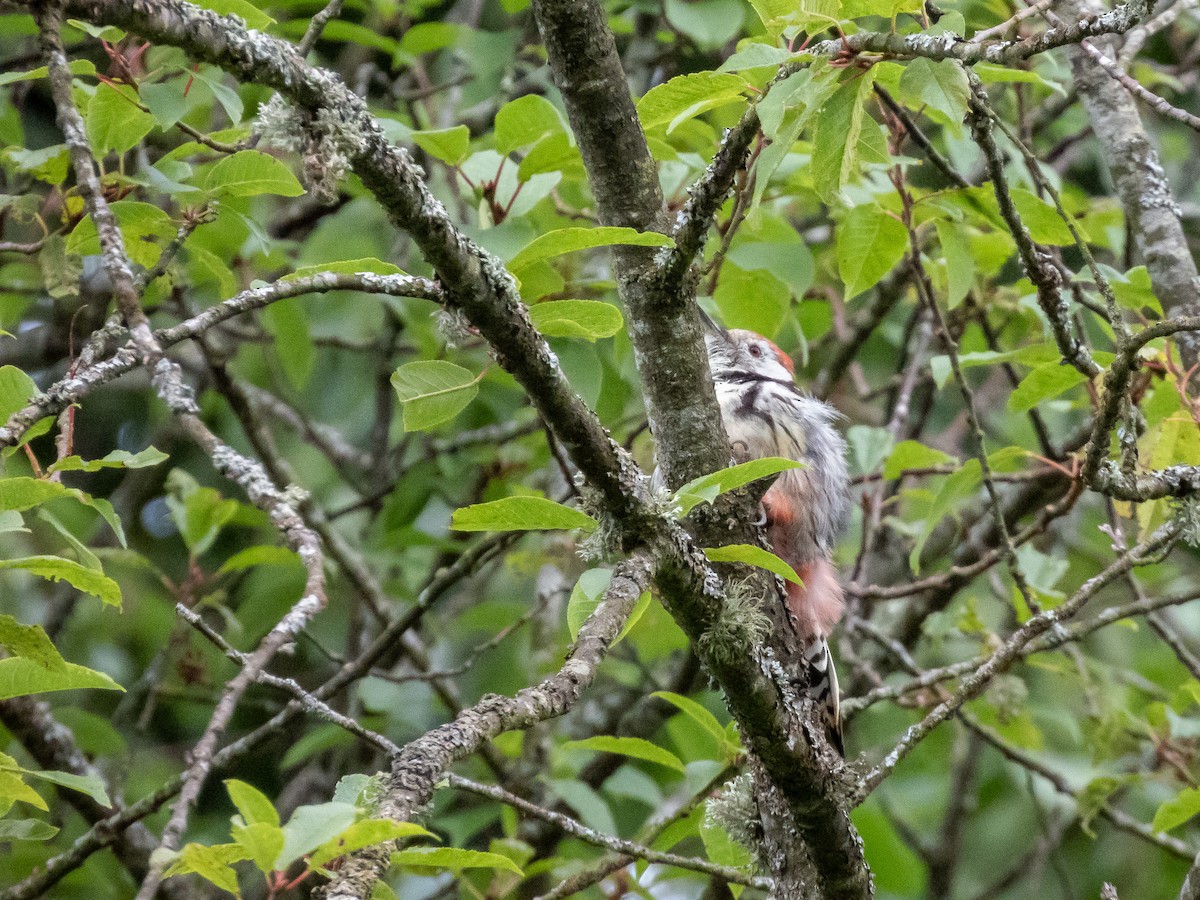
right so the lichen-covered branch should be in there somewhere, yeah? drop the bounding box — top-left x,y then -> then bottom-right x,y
49,0 -> 644,527
1062,0 -> 1200,367
531,0 -> 872,895
0,271 -> 440,447
854,519 -> 1180,799
34,13 -> 329,898
0,698 -> 189,900
809,0 -> 1150,61
319,553 -> 652,899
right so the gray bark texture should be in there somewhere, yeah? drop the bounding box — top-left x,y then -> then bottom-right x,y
1062,0 -> 1200,367
530,0 -> 873,896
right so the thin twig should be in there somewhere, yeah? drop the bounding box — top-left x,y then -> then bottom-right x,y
854,520 -> 1181,799
449,774 -> 772,890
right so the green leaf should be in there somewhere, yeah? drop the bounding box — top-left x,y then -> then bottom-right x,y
847,424 -> 895,476
0,510 -> 25,537
399,22 -> 462,55
508,226 -> 674,274
1011,188 -> 1078,246
40,232 -> 82,300
1107,265 -> 1163,315
910,460 -> 981,573
1008,363 -> 1090,412
495,95 -> 564,155
718,43 -> 795,73
928,344 -> 1063,388
67,201 -> 175,269
700,811 -> 754,871
0,658 -> 123,700
412,126 -> 471,165
205,150 -> 304,197
195,0 -> 275,29
1077,775 -> 1127,836
517,132 -> 583,181
674,457 -> 804,516
843,0 -> 921,17
651,691 -> 729,752
48,447 -> 168,474
973,62 -> 1050,86
5,145 -> 70,185
935,218 -> 974,308
393,847 -> 524,876
139,81 -> 190,129
332,774 -> 376,805
165,473 -> 240,557
280,724 -> 354,769
563,736 -> 686,773
162,842 -> 247,893
528,300 -> 623,341
837,203 -> 908,299
450,497 -> 597,532
1154,786 -> 1200,832
391,361 -> 481,432
86,83 -> 155,155
748,0 -> 803,34
637,72 -> 749,132
565,568 -> 609,640
38,506 -> 102,565
263,298 -> 315,390
812,70 -> 878,204
226,778 -> 280,827
0,818 -> 58,841
0,366 -> 38,425
283,258 -> 407,281
0,477 -> 125,544
566,568 -> 651,643
0,616 -> 67,671
0,59 -> 94,87
309,820 -> 433,870
899,58 -> 969,128
189,68 -> 244,124
0,770 -> 46,811
277,801 -> 360,869
218,545 -> 300,574
883,440 -> 958,479
232,821 -> 285,874
713,265 -> 790,339
704,544 -> 802,584
0,556 -> 121,607
749,0 -> 840,33
19,769 -> 110,807
308,20 -> 399,54
726,238 -> 814,298
751,65 -> 843,215
665,0 -> 745,48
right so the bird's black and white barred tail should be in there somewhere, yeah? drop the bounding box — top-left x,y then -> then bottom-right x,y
800,636 -> 843,756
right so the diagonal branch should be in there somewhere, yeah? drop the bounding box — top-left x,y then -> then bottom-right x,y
0,698 -> 189,900
0,271 -> 440,447
448,774 -> 773,890
321,552 -> 653,899
34,12 -> 329,899
1062,0 -> 1200,368
854,519 -> 1181,800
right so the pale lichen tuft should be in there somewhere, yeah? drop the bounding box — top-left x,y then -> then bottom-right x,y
705,773 -> 761,856
699,577 -> 771,663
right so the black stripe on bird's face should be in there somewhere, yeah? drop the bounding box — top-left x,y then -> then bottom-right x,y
711,370 -> 798,390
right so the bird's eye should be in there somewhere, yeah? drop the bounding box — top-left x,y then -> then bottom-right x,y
749,344 -> 763,358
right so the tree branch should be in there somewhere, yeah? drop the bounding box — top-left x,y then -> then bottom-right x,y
320,552 -> 653,898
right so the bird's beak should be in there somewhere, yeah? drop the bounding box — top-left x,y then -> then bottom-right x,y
696,305 -> 727,338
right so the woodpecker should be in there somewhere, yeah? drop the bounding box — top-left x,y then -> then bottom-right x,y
704,320 -> 851,754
